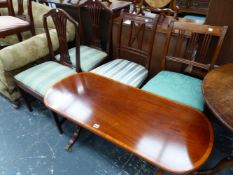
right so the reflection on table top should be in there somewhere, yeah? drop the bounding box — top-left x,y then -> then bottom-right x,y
44,72 -> 213,174
203,63 -> 233,132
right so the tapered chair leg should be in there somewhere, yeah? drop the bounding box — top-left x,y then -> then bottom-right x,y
65,126 -> 82,152
49,110 -> 64,134
18,88 -> 33,112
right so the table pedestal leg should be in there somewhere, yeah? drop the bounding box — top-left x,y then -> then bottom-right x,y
65,126 -> 81,152
192,156 -> 233,175
155,168 -> 164,175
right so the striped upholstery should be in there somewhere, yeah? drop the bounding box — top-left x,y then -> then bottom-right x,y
56,45 -> 107,72
91,59 -> 148,87
15,61 -> 76,96
142,71 -> 204,111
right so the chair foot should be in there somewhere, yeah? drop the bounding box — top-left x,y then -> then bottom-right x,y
192,156 -> 233,175
49,110 -> 64,134
155,168 -> 165,175
65,126 -> 82,152
11,100 -> 20,109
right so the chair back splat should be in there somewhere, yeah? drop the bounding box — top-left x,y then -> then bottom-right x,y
77,0 -> 113,54
43,8 -> 81,72
116,11 -> 164,71
162,21 -> 228,78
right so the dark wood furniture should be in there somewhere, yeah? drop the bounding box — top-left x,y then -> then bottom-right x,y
44,72 -> 214,175
176,0 -> 210,15
0,0 -> 35,41
205,0 -> 233,64
77,0 -> 113,56
0,0 -> 14,15
194,63 -> 233,174
162,21 -> 227,78
14,8 -> 80,133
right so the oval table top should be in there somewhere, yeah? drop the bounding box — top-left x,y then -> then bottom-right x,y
203,63 -> 233,132
45,72 -> 214,174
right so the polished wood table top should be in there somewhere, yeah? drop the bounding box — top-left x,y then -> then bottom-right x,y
44,72 -> 213,174
203,63 -> 233,132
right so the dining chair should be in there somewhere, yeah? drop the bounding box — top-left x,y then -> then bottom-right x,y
64,11 -> 163,152
0,0 -> 35,41
14,8 -> 80,133
90,11 -> 163,88
55,0 -> 113,72
142,21 -> 228,111
0,0 -> 14,15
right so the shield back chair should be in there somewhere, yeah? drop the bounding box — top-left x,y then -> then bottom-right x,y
90,11 -> 163,88
14,8 -> 80,133
0,0 -> 14,16
56,0 -> 113,72
0,0 -> 35,41
64,12 -> 163,152
142,21 -> 228,111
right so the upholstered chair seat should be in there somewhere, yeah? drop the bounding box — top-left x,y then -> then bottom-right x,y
91,59 -> 148,87
55,45 -> 107,72
15,61 -> 76,96
0,16 -> 29,31
142,71 -> 204,111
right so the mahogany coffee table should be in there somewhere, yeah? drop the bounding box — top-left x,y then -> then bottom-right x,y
44,72 -> 213,175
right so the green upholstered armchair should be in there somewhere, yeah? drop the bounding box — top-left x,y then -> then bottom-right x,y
0,2 -> 75,103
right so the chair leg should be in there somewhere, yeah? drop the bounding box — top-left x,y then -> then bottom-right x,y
49,110 -> 64,134
18,88 -> 33,112
154,168 -> 165,175
65,126 -> 82,152
16,33 -> 23,42
192,156 -> 233,175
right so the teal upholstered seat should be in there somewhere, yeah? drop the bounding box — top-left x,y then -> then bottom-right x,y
15,61 -> 76,96
91,59 -> 148,87
142,71 -> 204,111
56,45 -> 107,72
183,15 -> 205,23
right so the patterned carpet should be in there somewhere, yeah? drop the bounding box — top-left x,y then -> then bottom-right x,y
0,95 -> 232,175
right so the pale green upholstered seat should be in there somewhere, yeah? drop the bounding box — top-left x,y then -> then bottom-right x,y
15,61 -> 76,96
91,59 -> 148,87
56,45 -> 107,72
142,71 -> 204,111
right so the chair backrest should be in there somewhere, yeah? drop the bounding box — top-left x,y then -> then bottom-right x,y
0,0 -> 14,15
77,0 -> 113,54
162,21 -> 228,78
116,11 -> 163,70
9,0 -> 33,20
43,8 -> 81,72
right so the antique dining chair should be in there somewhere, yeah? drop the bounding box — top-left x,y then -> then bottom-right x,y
0,0 -> 35,41
64,11 -> 164,152
90,11 -> 163,88
142,21 -> 228,111
14,8 -> 80,133
55,0 -> 113,72
0,0 -> 14,15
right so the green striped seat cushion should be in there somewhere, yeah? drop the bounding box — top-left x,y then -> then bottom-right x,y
91,59 -> 148,87
142,71 -> 204,111
56,45 -> 107,72
14,61 -> 76,96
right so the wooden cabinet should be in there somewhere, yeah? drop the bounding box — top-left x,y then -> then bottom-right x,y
176,0 -> 210,15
